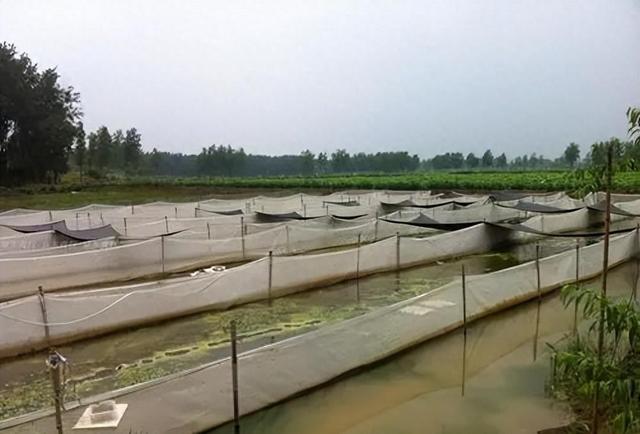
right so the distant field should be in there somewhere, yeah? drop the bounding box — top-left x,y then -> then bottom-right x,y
2,170 -> 640,210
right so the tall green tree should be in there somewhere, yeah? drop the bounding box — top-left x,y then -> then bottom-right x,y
94,126 -> 112,171
481,149 -> 494,168
110,129 -> 124,170
331,149 -> 351,173
563,143 -> 581,168
0,42 -> 82,185
495,152 -> 508,168
74,122 -> 86,180
123,128 -> 142,173
465,152 -> 479,169
300,149 -> 315,175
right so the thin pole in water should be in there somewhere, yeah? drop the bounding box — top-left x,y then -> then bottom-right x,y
395,232 -> 401,291
593,144 -> 613,434
240,216 -> 246,259
285,224 -> 290,254
123,217 -> 127,236
533,242 -> 542,362
461,265 -> 467,397
38,287 -> 64,434
268,251 -> 273,306
573,240 -> 580,336
48,352 -> 65,434
634,224 -> 639,301
207,222 -> 211,240
38,286 -> 50,343
356,233 -> 361,303
131,203 -> 134,215
174,206 -> 178,218
48,210 -> 53,222
160,235 -> 165,273
165,216 -> 169,233
230,320 -> 240,434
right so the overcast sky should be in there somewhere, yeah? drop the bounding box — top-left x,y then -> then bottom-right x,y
1,0 -> 639,158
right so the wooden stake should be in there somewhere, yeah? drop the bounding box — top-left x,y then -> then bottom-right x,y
230,320 -> 240,434
593,144 -> 613,434
123,217 -> 127,236
356,233 -> 361,303
207,223 -> 211,240
161,235 -> 165,273
461,265 -> 467,397
48,353 -> 65,434
533,242 -> 541,361
268,251 -> 273,306
573,240 -> 580,336
240,216 -> 246,259
37,286 -> 50,343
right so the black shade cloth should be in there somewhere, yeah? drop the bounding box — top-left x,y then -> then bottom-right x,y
2,221 -> 120,241
322,200 -> 360,207
488,222 -> 638,238
196,207 -> 244,216
497,201 -> 581,214
380,199 -> 478,209
587,201 -> 640,217
381,214 -> 483,231
255,211 -> 321,221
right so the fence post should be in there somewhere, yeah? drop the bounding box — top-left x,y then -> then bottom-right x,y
38,287 -> 64,434
573,240 -> 580,335
161,235 -> 165,273
286,225 -> 290,254
356,233 -> 361,303
461,265 -> 467,397
396,232 -> 400,270
230,320 -> 240,434
374,214 -> 379,240
48,352 -> 65,434
268,251 -> 273,306
38,286 -> 51,343
240,216 -> 246,259
533,242 -> 541,361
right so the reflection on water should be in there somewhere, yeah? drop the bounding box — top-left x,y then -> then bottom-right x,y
207,260 -> 638,434
0,235 -> 599,418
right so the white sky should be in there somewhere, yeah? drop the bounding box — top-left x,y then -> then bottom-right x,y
1,0 -> 639,158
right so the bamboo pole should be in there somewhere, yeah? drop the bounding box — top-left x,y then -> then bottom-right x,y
592,144 -> 613,434
356,234 -> 361,303
268,251 -> 273,306
230,320 -> 240,434
533,242 -> 541,361
461,265 -> 467,397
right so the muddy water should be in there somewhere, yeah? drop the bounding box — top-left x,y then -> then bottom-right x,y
0,236 -> 591,418
207,260 -> 639,434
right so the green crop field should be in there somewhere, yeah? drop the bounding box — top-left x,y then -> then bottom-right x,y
2,170 -> 640,210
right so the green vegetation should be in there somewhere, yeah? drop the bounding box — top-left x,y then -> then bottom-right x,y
8,168 -> 640,210
550,285 -> 640,433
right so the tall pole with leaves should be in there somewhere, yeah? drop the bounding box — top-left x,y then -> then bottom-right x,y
591,144 -> 613,433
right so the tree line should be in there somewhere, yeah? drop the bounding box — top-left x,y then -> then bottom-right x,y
3,42 -> 640,186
